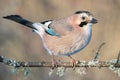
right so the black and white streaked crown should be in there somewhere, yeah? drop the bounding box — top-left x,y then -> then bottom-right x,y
75,11 -> 93,16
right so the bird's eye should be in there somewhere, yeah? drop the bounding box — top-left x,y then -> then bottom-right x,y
82,16 -> 85,20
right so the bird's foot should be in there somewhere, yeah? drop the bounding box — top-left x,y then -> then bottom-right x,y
70,59 -> 79,69
51,59 -> 58,69
68,55 -> 79,68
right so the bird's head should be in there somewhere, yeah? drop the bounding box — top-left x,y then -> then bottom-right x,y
71,11 -> 98,27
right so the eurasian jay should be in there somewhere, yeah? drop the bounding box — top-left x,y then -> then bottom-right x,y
3,11 -> 98,66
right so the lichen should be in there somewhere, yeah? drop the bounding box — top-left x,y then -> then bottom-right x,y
56,67 -> 66,77
75,68 -> 87,75
109,59 -> 120,77
49,68 -> 54,77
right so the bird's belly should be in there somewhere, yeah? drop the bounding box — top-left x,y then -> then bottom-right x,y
43,32 -> 91,56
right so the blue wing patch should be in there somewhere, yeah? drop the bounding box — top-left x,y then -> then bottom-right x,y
32,28 -> 61,37
41,20 -> 61,37
46,28 -> 61,37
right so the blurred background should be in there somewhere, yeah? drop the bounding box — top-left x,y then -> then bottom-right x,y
0,0 -> 120,80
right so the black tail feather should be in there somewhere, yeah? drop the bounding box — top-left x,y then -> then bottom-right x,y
3,15 -> 37,30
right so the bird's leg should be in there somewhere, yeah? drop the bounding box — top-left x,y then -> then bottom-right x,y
68,55 -> 78,69
51,54 -> 57,68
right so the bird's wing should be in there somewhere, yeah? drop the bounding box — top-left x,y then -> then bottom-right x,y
3,15 -> 74,37
48,19 -> 74,36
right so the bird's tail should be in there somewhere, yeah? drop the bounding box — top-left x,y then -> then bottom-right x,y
3,15 -> 37,30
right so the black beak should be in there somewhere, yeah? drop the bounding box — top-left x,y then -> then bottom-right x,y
90,18 -> 98,24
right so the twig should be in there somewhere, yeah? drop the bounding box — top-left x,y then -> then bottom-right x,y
115,51 -> 120,67
94,42 -> 105,61
97,42 -> 105,53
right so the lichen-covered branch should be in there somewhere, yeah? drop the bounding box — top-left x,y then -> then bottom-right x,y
0,56 -> 120,68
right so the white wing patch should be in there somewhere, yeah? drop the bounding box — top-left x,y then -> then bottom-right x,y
32,22 -> 53,55
44,21 -> 52,26
32,21 -> 52,37
32,23 -> 45,37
